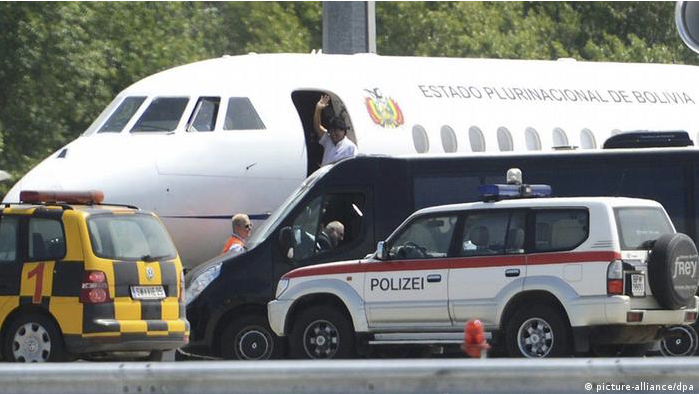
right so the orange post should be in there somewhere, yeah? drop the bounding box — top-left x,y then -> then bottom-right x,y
462,319 -> 490,358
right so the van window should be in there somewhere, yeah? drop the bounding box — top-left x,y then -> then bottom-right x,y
28,218 -> 65,261
288,192 -> 366,263
388,215 -> 457,260
615,207 -> 673,250
223,97 -> 265,130
533,209 -> 588,252
131,97 -> 189,132
87,214 -> 177,261
459,211 -> 525,256
98,96 -> 146,133
0,216 -> 19,262
187,97 -> 220,132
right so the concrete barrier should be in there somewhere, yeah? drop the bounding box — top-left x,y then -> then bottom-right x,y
0,358 -> 698,394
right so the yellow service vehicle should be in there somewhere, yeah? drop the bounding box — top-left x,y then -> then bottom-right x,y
0,190 -> 188,362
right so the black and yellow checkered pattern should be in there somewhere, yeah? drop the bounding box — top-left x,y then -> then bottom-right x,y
0,204 -> 188,355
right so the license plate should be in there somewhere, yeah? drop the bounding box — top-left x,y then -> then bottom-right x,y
630,274 -> 645,297
130,285 -> 166,300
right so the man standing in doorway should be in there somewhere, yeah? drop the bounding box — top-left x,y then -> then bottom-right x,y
221,214 -> 252,255
313,94 -> 358,166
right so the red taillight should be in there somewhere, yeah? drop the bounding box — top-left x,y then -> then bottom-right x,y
80,270 -> 110,304
607,260 -> 624,295
607,279 -> 624,295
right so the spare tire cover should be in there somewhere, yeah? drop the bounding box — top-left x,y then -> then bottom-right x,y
648,233 -> 699,310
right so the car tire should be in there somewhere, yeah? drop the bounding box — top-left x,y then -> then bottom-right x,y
221,315 -> 281,360
505,305 -> 570,358
4,313 -> 66,362
660,325 -> 699,357
648,233 -> 699,310
289,305 -> 355,359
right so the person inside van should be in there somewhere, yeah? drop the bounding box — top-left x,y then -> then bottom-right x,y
316,221 -> 345,251
313,94 -> 358,166
221,214 -> 252,254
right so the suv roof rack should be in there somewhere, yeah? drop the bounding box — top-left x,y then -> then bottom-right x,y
603,131 -> 694,149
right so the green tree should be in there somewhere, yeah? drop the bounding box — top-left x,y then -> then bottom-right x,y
1,2 -> 697,199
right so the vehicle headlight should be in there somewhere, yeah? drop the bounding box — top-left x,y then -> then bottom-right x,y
275,278 -> 290,298
186,262 -> 222,306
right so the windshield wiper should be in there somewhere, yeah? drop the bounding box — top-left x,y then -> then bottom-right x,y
141,254 -> 168,262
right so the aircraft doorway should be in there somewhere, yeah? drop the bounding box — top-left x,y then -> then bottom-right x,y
292,90 -> 357,176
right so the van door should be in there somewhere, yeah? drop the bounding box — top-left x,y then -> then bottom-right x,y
283,189 -> 372,268
291,91 -> 357,176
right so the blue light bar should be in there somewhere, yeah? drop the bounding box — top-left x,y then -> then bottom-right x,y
478,184 -> 552,201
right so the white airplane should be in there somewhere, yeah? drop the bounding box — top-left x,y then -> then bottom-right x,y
4,53 -> 699,268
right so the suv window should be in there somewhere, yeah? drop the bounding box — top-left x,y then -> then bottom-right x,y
87,214 -> 177,261
388,215 -> 457,260
534,209 -> 589,252
615,207 -> 673,250
460,211 -> 525,256
0,216 -> 19,262
28,218 -> 65,261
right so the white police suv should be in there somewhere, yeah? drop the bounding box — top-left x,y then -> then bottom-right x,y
268,170 -> 699,358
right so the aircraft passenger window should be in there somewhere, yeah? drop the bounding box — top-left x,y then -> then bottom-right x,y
223,97 -> 265,130
440,126 -> 458,153
580,128 -> 596,149
469,126 -> 485,152
98,96 -> 146,133
525,127 -> 541,151
497,127 -> 513,151
412,125 -> 429,153
186,97 -> 220,132
553,128 -> 569,147
0,216 -> 19,262
131,97 -> 189,132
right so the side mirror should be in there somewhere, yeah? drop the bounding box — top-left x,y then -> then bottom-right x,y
278,226 -> 294,259
376,241 -> 387,260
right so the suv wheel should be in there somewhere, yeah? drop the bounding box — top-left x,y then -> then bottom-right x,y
648,233 -> 699,310
506,306 -> 570,358
660,325 -> 699,357
221,315 -> 280,360
5,313 -> 66,362
290,306 -> 355,359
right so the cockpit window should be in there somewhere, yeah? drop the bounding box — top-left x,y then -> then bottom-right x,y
223,97 -> 265,130
186,97 -> 220,132
131,97 -> 188,132
98,96 -> 146,133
